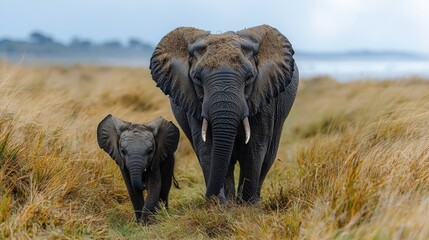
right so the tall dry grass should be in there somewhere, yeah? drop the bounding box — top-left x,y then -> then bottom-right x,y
0,62 -> 428,239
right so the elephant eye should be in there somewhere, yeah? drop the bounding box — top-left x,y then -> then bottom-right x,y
193,72 -> 202,86
120,147 -> 127,156
195,72 -> 202,82
146,148 -> 153,155
245,73 -> 254,86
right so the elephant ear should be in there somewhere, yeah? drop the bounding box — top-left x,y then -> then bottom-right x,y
97,114 -> 131,170
146,117 -> 180,171
238,25 -> 296,115
150,27 -> 210,117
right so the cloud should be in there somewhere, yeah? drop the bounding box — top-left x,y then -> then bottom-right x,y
303,0 -> 429,52
407,0 -> 429,52
307,0 -> 367,42
0,0 -> 428,53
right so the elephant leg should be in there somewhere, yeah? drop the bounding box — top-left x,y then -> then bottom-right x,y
120,169 -> 144,222
257,127 -> 283,198
171,102 -> 212,187
237,153 -> 263,204
159,155 -> 174,209
237,114 -> 273,204
142,169 -> 162,223
187,116 -> 212,187
224,157 -> 236,201
236,130 -> 268,203
171,101 -> 193,146
258,87 -> 298,198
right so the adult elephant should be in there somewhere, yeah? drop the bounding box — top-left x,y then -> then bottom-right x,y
150,25 -> 298,203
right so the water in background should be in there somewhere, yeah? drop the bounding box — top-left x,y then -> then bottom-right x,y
296,57 -> 429,81
3,52 -> 429,81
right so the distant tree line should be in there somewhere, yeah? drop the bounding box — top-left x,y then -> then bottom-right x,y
0,31 -> 154,55
27,31 -> 152,49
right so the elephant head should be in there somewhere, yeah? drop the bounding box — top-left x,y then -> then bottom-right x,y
150,25 -> 295,198
97,115 -> 179,192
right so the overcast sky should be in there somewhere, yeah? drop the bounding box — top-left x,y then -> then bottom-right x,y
1,0 -> 428,53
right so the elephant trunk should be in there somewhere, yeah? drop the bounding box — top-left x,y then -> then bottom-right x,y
202,72 -> 250,199
128,155 -> 147,192
205,112 -> 240,198
205,96 -> 242,198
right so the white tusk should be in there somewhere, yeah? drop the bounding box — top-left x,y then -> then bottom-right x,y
243,117 -> 251,144
202,118 -> 208,142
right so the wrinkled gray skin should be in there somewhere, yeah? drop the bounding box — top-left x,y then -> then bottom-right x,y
97,115 -> 179,223
150,25 -> 298,203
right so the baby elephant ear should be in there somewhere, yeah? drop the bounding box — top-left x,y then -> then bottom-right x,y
97,114 -> 131,170
146,117 -> 180,171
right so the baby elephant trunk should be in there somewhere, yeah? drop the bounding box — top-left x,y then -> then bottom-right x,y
128,155 -> 148,191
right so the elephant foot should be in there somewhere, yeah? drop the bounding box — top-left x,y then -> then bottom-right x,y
236,197 -> 260,205
138,213 -> 155,225
204,187 -> 228,205
218,187 -> 227,204
236,191 -> 260,205
138,207 -> 158,225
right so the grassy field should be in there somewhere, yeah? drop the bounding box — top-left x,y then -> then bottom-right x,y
0,62 -> 428,239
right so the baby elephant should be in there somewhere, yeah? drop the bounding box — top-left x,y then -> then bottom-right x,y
97,114 -> 179,223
